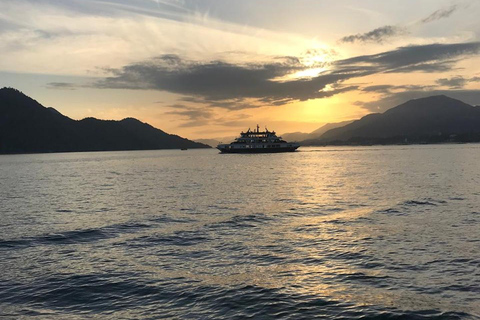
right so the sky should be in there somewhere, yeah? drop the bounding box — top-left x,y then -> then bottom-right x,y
1,0 -> 480,139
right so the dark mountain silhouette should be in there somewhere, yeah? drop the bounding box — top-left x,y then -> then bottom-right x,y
304,95 -> 480,145
0,87 -> 210,154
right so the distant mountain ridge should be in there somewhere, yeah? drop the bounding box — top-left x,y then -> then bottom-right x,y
0,87 -> 210,154
304,95 -> 480,145
195,138 -> 222,148
281,120 -> 353,142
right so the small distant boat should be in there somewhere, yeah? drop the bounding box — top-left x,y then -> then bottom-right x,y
217,125 -> 300,153
181,148 -> 188,151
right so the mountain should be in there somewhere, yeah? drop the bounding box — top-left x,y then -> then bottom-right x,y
0,87 -> 210,154
195,136 -> 237,147
282,120 -> 353,142
280,131 -> 310,142
308,120 -> 355,137
195,138 -> 221,148
304,95 -> 480,145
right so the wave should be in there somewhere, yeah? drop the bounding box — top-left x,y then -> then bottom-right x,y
207,214 -> 273,230
0,221 -> 152,249
1,279 -> 475,319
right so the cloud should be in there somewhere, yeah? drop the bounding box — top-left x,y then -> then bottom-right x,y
361,85 -> 395,94
361,84 -> 436,94
421,5 -> 458,23
163,104 -> 216,127
435,76 -> 468,89
94,54 -> 359,107
163,102 -> 254,127
340,25 -> 406,44
435,75 -> 480,89
164,104 -> 214,120
179,96 -> 262,111
384,60 -> 457,73
93,42 -> 480,109
46,82 -> 77,90
0,0 -> 312,75
336,42 -> 480,72
339,5 -> 462,45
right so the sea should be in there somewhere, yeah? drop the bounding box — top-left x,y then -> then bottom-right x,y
0,145 -> 479,319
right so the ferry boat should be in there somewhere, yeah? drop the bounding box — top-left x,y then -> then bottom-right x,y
217,125 -> 300,153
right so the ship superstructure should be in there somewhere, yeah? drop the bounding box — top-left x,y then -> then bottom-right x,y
217,125 -> 300,153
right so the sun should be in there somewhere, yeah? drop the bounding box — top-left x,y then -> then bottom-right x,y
291,67 -> 328,79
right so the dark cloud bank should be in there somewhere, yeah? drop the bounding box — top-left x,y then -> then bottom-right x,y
94,54 -> 355,107
88,41 -> 480,111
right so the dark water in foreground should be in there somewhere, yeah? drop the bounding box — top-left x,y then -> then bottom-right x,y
0,145 -> 479,319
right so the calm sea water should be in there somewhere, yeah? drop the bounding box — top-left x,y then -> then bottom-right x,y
0,145 -> 479,319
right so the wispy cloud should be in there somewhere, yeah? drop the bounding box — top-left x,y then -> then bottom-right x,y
340,25 -> 406,44
361,84 -> 436,94
163,103 -> 216,127
339,4 -> 462,45
163,103 -> 254,128
361,85 -> 396,94
421,5 -> 458,23
46,82 -> 77,90
0,0 -> 310,75
164,103 -> 214,120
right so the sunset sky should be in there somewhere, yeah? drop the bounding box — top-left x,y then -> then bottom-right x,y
1,0 -> 480,139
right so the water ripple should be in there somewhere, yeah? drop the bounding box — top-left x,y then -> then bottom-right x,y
1,147 -> 479,319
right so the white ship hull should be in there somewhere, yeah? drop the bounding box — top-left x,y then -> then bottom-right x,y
217,143 -> 299,153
